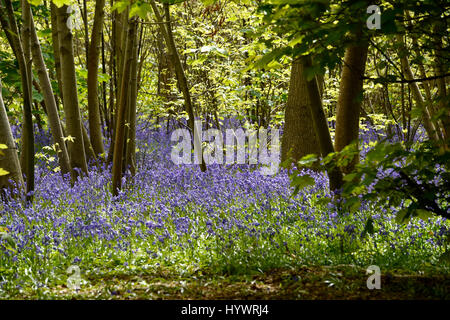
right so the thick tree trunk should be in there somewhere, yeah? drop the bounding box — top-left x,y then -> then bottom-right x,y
281,58 -> 320,165
334,42 -> 369,173
87,0 -> 106,157
112,16 -> 138,195
0,79 -> 24,193
29,6 -> 72,178
56,4 -> 88,175
302,55 -> 343,193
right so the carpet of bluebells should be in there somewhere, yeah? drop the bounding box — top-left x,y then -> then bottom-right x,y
0,119 -> 449,298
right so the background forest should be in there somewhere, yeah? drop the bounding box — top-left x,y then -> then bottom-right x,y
0,0 -> 449,299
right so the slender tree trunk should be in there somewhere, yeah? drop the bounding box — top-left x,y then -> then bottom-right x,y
81,123 -> 97,164
107,9 -> 128,164
281,58 -> 320,165
126,22 -> 139,176
396,34 -> 442,143
1,0 -> 35,197
101,30 -> 108,137
0,79 -> 24,194
56,4 -> 88,175
50,3 -> 63,106
334,41 -> 369,173
20,0 -> 33,178
87,0 -> 106,157
302,55 -> 343,193
29,6 -> 72,178
112,16 -> 138,195
150,0 -> 206,172
433,21 -> 449,142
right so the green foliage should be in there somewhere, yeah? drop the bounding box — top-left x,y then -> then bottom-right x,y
251,0 -> 449,83
290,174 -> 315,196
346,140 -> 449,222
290,139 -> 450,223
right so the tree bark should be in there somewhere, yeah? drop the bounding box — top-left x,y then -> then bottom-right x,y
396,34 -> 442,143
56,4 -> 88,175
125,22 -> 139,176
303,55 -> 343,193
81,123 -> 97,164
29,5 -> 72,178
107,9 -> 128,165
334,42 -> 369,173
112,16 -> 138,195
432,21 -> 449,142
1,0 -> 35,197
87,0 -> 106,157
50,3 -> 63,106
20,0 -> 34,184
281,58 -> 320,165
0,79 -> 24,194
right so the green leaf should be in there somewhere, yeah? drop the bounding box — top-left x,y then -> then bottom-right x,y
28,0 -> 44,5
363,217 -> 374,236
130,2 -> 151,19
112,0 -> 130,13
415,209 -> 433,220
366,142 -> 386,163
0,168 -> 9,176
395,208 -> 412,224
344,197 -> 361,213
52,0 -> 72,8
343,172 -> 358,182
250,47 -> 289,70
290,175 -> 315,196
297,154 -> 318,167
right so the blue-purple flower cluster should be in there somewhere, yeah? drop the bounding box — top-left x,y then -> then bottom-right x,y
0,119 -> 448,296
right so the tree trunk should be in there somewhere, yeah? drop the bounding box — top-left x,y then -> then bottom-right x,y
1,0 -> 35,197
50,3 -> 63,106
150,0 -> 206,172
81,123 -> 97,164
334,42 -> 369,173
396,34 -> 442,143
56,4 -> 88,175
281,58 -> 320,165
107,9 -> 128,165
112,16 -> 138,195
302,55 -> 343,193
432,21 -> 449,142
87,0 -> 106,157
20,0 -> 34,190
0,79 -> 24,194
29,5 -> 72,178
125,22 -> 139,176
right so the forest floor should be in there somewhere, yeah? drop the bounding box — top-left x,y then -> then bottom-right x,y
21,265 -> 450,300
2,125 -> 450,300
